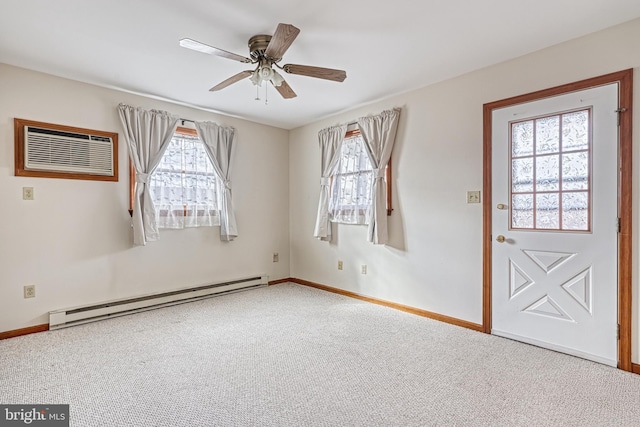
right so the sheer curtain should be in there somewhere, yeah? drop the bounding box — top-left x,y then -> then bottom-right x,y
313,124 -> 348,241
329,133 -> 374,224
194,121 -> 238,241
150,131 -> 220,229
357,108 -> 401,244
118,104 -> 179,246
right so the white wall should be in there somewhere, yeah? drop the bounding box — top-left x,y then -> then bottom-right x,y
289,19 -> 640,362
0,64 -> 290,332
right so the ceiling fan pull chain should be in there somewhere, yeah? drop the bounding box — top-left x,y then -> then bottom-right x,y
255,84 -> 260,101
265,85 -> 269,105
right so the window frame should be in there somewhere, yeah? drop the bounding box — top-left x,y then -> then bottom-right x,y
328,128 -> 393,223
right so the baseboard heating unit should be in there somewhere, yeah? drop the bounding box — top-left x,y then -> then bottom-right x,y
49,275 -> 268,330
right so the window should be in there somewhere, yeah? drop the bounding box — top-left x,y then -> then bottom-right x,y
129,127 -> 220,228
510,109 -> 591,231
329,130 -> 392,224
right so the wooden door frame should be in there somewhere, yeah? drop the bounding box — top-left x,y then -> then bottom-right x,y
482,69 -> 634,371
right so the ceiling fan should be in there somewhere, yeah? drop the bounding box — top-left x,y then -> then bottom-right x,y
179,23 -> 347,99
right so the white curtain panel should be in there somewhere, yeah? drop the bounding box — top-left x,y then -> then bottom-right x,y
357,108 -> 401,244
118,104 -> 179,246
313,124 -> 347,241
194,121 -> 238,241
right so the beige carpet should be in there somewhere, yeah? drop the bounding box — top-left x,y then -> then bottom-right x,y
1,283 -> 639,426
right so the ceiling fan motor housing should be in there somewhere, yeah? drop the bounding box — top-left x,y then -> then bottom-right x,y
248,35 -> 272,61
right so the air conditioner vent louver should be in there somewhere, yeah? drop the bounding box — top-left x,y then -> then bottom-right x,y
24,125 -> 114,176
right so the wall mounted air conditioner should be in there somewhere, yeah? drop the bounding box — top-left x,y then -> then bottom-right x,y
14,118 -> 118,181
24,126 -> 114,175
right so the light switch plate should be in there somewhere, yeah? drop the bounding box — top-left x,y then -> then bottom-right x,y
467,191 -> 481,204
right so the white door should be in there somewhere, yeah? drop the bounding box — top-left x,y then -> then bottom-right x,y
491,84 -> 619,366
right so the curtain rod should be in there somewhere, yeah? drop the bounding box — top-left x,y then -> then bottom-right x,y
180,118 -> 195,125
345,108 -> 400,127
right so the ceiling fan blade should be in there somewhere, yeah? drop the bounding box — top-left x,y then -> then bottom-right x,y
210,70 -> 253,92
283,64 -> 347,82
180,38 -> 252,63
273,79 -> 297,99
264,23 -> 300,60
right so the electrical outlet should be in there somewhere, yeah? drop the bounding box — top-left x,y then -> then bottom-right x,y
23,187 -> 34,200
24,285 -> 36,298
338,260 -> 343,270
361,265 -> 367,275
467,190 -> 481,204
273,252 -> 279,263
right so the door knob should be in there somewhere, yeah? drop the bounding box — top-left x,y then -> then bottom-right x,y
497,204 -> 508,210
496,235 -> 506,243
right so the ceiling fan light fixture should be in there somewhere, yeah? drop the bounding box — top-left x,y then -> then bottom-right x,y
250,70 -> 262,86
270,70 -> 284,87
259,65 -> 274,80
251,64 -> 280,87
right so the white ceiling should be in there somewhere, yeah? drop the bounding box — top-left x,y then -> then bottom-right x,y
2,1 -> 640,129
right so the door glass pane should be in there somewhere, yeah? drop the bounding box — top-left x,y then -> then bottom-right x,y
536,193 -> 559,229
562,152 -> 589,190
510,108 -> 591,232
535,154 -> 560,191
512,194 -> 534,228
512,158 -> 534,192
562,192 -> 589,231
535,116 -> 560,155
562,110 -> 589,151
512,121 -> 534,157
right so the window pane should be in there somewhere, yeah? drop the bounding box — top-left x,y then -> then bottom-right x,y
158,139 -> 182,173
339,136 -> 372,174
512,194 -> 534,228
535,116 -> 560,154
562,110 -> 589,152
196,146 -> 211,172
536,193 -> 559,229
512,158 -> 534,193
150,131 -> 219,229
356,171 -> 374,204
339,174 -> 357,205
358,151 -> 372,171
339,142 -> 355,173
182,137 -> 198,172
330,134 -> 374,224
512,121 -> 534,157
562,152 -> 589,191
535,154 -> 560,191
562,192 -> 589,231
150,171 -> 182,205
184,174 -> 198,201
